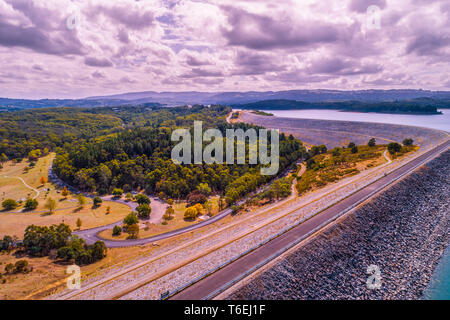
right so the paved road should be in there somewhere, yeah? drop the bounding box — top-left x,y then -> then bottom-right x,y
170,139 -> 449,300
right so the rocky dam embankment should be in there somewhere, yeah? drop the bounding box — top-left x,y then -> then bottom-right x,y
228,150 -> 449,300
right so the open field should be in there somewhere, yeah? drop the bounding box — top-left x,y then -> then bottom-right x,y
0,154 -> 131,238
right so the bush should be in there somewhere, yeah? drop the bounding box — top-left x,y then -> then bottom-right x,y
403,138 -> 414,146
135,194 -> 150,205
112,188 -> 123,197
14,260 -> 30,273
2,199 -> 18,211
368,138 -> 376,147
184,207 -> 197,220
112,226 -> 122,236
24,198 -> 38,210
93,197 -> 103,207
137,204 -> 151,219
123,213 -> 139,226
4,263 -> 14,274
348,142 -> 356,148
57,237 -> 107,265
351,146 -> 358,154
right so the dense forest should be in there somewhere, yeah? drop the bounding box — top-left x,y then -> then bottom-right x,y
233,98 -> 447,114
0,105 -> 306,202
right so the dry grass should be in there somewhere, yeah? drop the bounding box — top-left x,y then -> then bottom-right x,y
0,154 -> 131,238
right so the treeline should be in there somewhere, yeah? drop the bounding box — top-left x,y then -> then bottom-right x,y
0,105 -> 230,160
234,99 -> 445,114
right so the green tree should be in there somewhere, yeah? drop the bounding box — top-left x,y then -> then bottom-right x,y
403,138 -> 414,146
137,204 -> 151,219
93,196 -> 102,207
388,142 -> 402,155
368,138 -> 376,147
4,263 -> 14,274
135,194 -> 150,205
197,183 -> 212,196
351,145 -> 358,154
112,188 -> 123,198
123,213 -> 139,226
76,194 -> 87,208
14,260 -> 29,273
0,153 -> 7,164
112,225 -> 122,236
24,198 -> 38,210
125,193 -> 134,201
2,199 -> 18,211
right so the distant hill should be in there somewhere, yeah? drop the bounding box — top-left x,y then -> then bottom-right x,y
1,89 -> 450,111
0,98 -> 163,111
86,89 -> 450,106
233,99 -> 449,115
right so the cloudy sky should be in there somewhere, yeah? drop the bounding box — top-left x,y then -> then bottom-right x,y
0,0 -> 449,99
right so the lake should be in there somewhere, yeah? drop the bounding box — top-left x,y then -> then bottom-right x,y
256,109 -> 450,132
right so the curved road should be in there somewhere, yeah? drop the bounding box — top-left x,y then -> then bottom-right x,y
170,139 -> 449,300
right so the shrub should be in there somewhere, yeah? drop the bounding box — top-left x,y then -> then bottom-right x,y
388,142 -> 402,155
14,260 -> 29,273
186,190 -> 207,207
2,199 -> 18,211
184,207 -> 197,220
351,146 -> 358,154
368,138 -> 376,147
112,226 -> 122,236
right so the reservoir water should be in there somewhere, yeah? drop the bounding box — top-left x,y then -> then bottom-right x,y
259,109 -> 450,132
253,108 -> 449,299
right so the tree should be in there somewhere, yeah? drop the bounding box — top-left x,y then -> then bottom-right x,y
135,194 -> 150,205
0,153 -> 7,164
351,145 -> 358,154
166,198 -> 174,206
106,206 -> 111,215
24,198 -> 38,210
403,138 -> 414,146
14,260 -> 30,273
204,200 -> 213,216
164,206 -> 174,220
388,142 -> 402,155
186,190 -> 207,207
61,186 -> 70,198
112,188 -> 123,198
112,225 -> 122,236
184,207 -> 197,220
93,196 -> 102,207
125,193 -> 134,201
348,142 -> 356,149
137,204 -> 151,219
368,138 -> 376,147
4,263 -> 14,274
2,199 -> 18,211
90,241 -> 107,261
127,224 -> 139,239
76,194 -> 87,208
40,176 -> 47,185
45,197 -> 57,214
123,213 -> 139,226
76,218 -> 82,230
197,183 -> 211,196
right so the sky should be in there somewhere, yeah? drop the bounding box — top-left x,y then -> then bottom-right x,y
0,0 -> 449,99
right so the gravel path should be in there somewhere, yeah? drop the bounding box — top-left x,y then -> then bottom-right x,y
228,150 -> 450,300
